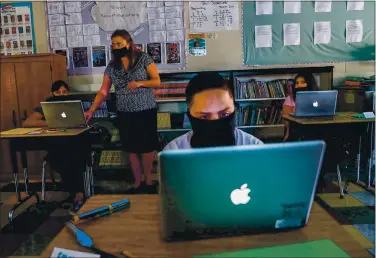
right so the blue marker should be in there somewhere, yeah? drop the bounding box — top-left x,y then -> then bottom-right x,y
72,199 -> 130,222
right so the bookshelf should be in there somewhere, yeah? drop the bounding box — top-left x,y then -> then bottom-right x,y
69,66 -> 334,172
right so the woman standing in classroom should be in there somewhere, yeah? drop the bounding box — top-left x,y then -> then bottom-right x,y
85,29 -> 161,193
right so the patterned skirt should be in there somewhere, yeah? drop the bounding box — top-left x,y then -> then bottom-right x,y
116,108 -> 159,153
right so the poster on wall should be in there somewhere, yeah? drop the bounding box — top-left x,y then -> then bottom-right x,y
0,2 -> 36,56
188,33 -> 207,56
46,1 -> 187,75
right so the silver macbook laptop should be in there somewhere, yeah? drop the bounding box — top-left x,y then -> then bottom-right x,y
159,141 -> 326,241
41,100 -> 91,129
291,91 -> 338,117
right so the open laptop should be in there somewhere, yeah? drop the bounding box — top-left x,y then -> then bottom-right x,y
41,100 -> 93,129
159,141 -> 326,241
291,91 -> 338,117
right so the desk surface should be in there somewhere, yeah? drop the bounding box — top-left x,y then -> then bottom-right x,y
0,127 -> 91,139
283,112 -> 374,125
41,195 -> 371,258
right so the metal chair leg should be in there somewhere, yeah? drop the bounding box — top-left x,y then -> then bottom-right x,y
337,164 -> 345,199
42,161 -> 46,201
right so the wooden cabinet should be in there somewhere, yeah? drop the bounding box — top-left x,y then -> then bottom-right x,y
0,54 -> 67,182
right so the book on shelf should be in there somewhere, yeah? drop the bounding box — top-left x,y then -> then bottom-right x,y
236,105 -> 283,126
157,113 -> 171,129
235,78 -> 292,99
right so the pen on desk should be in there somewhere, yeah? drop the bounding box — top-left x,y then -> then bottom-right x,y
72,199 -> 130,222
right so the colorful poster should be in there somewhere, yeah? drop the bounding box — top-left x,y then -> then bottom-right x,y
72,47 -> 88,68
188,33 -> 207,56
147,43 -> 162,63
0,2 -> 35,56
166,42 -> 181,64
92,46 -> 107,67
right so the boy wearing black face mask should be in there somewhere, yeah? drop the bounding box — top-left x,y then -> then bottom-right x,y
23,80 -> 86,210
164,72 -> 263,150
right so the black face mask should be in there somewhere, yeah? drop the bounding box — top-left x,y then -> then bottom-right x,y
188,112 -> 236,148
112,47 -> 131,60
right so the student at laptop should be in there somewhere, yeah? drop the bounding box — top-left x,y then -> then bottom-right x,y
164,72 -> 263,150
23,80 -> 85,210
282,73 -> 319,141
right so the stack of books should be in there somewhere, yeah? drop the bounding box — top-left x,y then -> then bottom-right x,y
344,76 -> 375,87
236,105 -> 282,126
235,78 -> 292,99
98,150 -> 126,167
153,81 -> 188,100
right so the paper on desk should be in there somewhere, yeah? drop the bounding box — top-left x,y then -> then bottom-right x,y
0,128 -> 42,136
51,247 -> 100,258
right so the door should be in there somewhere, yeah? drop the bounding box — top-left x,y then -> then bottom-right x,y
0,63 -> 20,181
14,61 -> 52,178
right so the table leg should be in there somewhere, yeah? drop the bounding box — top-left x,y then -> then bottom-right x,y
337,165 -> 345,199
21,150 -> 29,194
356,135 -> 362,184
90,151 -> 95,195
8,141 -> 40,226
367,122 -> 374,190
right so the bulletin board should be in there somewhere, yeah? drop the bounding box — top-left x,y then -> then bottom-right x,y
45,1 -> 186,76
0,2 -> 36,56
242,1 -> 375,66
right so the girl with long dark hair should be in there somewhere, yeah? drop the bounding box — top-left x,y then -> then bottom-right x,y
282,73 -> 319,141
86,29 -> 161,193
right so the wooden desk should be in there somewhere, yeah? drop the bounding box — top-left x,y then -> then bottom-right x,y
0,127 -> 94,226
41,195 -> 371,258
283,112 -> 374,197
283,112 -> 373,125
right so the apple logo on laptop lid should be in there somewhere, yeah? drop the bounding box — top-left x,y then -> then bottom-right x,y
61,112 -> 67,118
230,184 -> 251,205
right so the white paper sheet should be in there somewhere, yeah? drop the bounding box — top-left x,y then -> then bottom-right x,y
347,0 -> 364,11
64,2 -> 82,13
49,26 -> 66,38
50,247 -> 99,258
47,2 -> 64,14
284,1 -> 301,14
48,14 -> 65,26
346,20 -> 363,43
165,6 -> 183,18
256,1 -> 273,15
167,29 -> 184,41
165,1 -> 183,7
255,25 -> 272,48
315,1 -> 332,12
50,37 -> 67,49
189,1 -> 239,32
314,21 -> 331,44
283,23 -> 300,46
65,12 -> 82,25
91,2 -> 147,32
149,30 -> 166,42
83,24 -> 99,35
66,25 -> 82,36
166,18 -> 183,31
67,36 -> 84,47
148,7 -> 165,20
148,19 -> 166,31
84,35 -> 100,46
147,1 -> 164,8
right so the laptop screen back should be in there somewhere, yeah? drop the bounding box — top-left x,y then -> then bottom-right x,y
295,91 -> 338,117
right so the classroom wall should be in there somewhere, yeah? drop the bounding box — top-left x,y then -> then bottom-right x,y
30,2 -> 375,90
